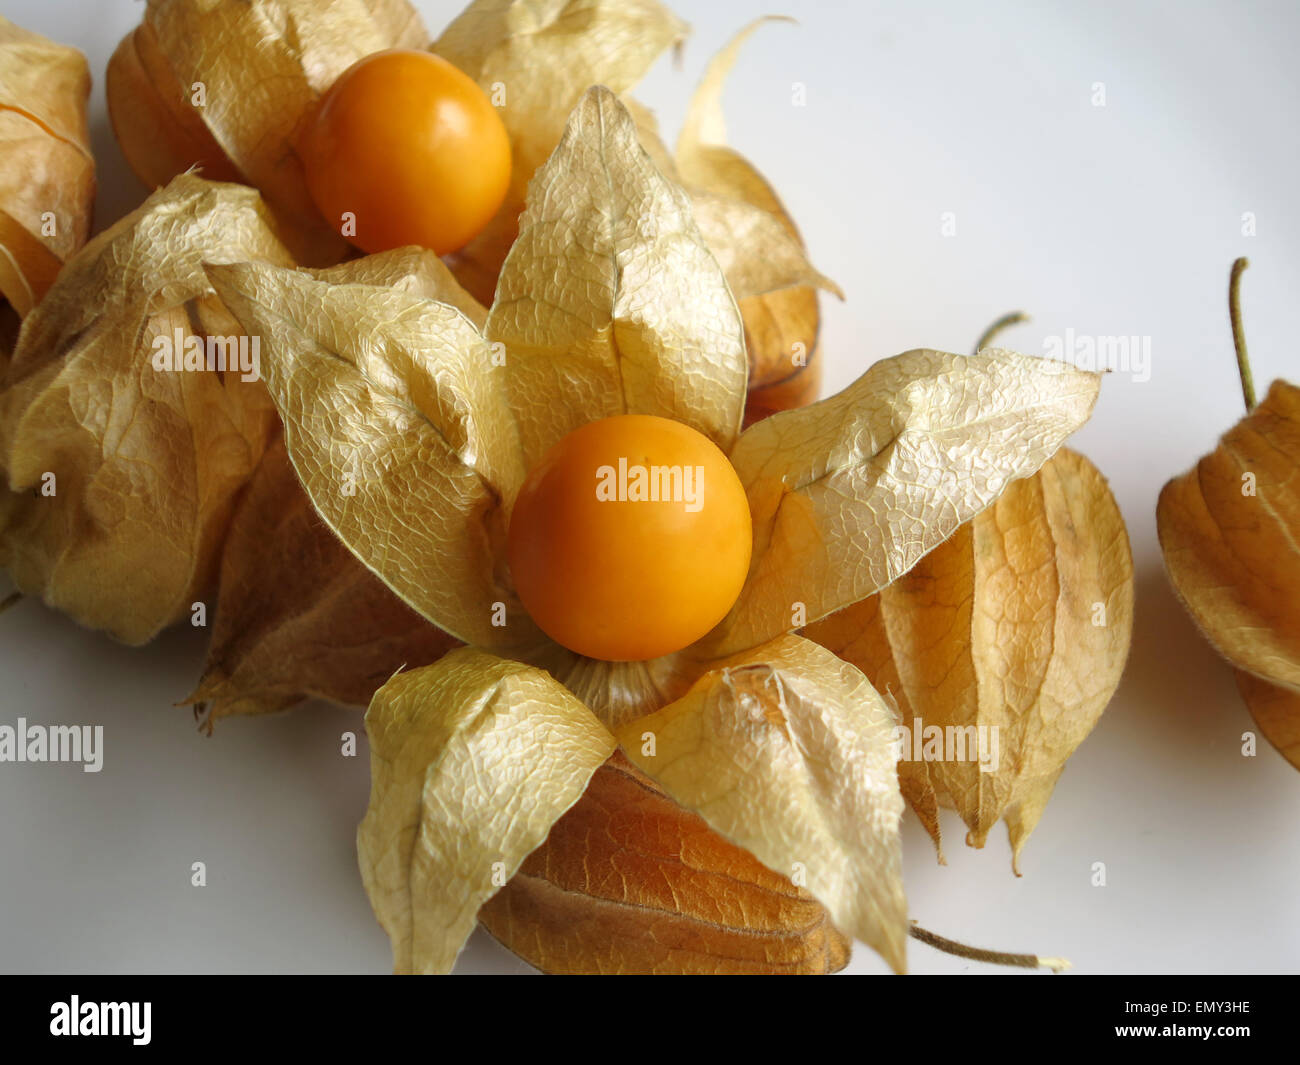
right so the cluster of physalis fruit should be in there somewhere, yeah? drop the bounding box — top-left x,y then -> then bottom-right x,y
299,50 -> 754,666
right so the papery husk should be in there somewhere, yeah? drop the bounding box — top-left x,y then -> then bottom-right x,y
205,257 -> 536,650
806,448 -> 1134,871
433,0 -> 688,305
1158,378 -> 1300,767
0,174 -> 296,643
614,634 -> 909,973
478,750 -> 851,974
485,86 -> 747,464
106,0 -> 428,264
187,245 -> 484,720
702,348 -> 1102,659
358,648 -> 616,974
0,16 -> 95,317
218,85 -> 1109,974
206,88 -> 749,652
185,435 -> 460,725
524,640 -> 700,732
1235,670 -> 1300,770
675,18 -> 836,423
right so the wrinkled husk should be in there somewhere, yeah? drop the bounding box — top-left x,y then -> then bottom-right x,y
1158,379 -> 1300,769
0,16 -> 95,318
479,751 -> 851,974
0,175 -> 296,643
184,435 -> 460,725
358,648 -> 616,974
433,0 -> 689,304
106,1 -> 836,424
612,634 -> 910,973
185,245 -> 484,719
106,0 -> 428,263
807,448 -> 1134,872
672,18 -> 836,424
216,87 -> 1104,973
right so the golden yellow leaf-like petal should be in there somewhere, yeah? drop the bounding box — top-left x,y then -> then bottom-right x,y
0,175 -> 296,644
615,633 -> 909,973
701,348 -> 1101,657
434,0 -> 687,303
479,751 -> 850,973
807,449 -> 1135,871
0,16 -> 94,316
676,18 -> 794,196
675,17 -> 836,419
1236,670 -> 1300,770
185,436 -> 460,724
106,0 -> 428,263
1158,379 -> 1300,696
205,257 -> 536,649
487,86 -> 747,466
358,647 -> 616,974
687,192 -> 840,304
188,248 -> 477,718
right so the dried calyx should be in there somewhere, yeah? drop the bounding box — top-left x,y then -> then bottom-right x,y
1158,259 -> 1300,769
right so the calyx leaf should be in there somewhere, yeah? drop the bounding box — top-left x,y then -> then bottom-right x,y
185,435 -> 460,724
614,634 -> 910,974
0,174 -> 296,643
807,448 -> 1135,870
486,85 -> 748,464
205,256 -> 534,649
0,16 -> 95,317
700,347 -> 1102,657
1158,378 -> 1300,765
358,648 -> 616,974
674,17 -> 840,421
479,751 -> 851,974
433,0 -> 688,303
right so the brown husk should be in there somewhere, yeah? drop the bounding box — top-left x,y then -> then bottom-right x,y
1158,378 -> 1300,768
479,751 -> 851,974
807,448 -> 1134,871
0,16 -> 95,318
0,175 -> 295,643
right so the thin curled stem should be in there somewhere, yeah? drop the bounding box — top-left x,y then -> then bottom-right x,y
909,921 -> 1070,972
972,311 -> 1030,356
1229,257 -> 1255,412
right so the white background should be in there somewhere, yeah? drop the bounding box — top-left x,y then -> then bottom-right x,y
2,0 -> 1298,975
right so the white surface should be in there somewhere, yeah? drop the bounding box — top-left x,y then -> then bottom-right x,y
2,0 -> 1298,975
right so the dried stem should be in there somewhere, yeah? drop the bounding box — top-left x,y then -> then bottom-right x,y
192,701 -> 215,737
972,311 -> 1030,356
909,922 -> 1070,972
0,591 -> 23,615
1229,257 -> 1255,411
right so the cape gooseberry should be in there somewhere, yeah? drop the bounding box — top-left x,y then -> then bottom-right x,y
507,415 -> 753,661
300,49 -> 510,256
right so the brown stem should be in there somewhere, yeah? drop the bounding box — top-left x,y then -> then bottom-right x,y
972,311 -> 1030,356
0,591 -> 23,615
909,922 -> 1070,972
1229,257 -> 1256,411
